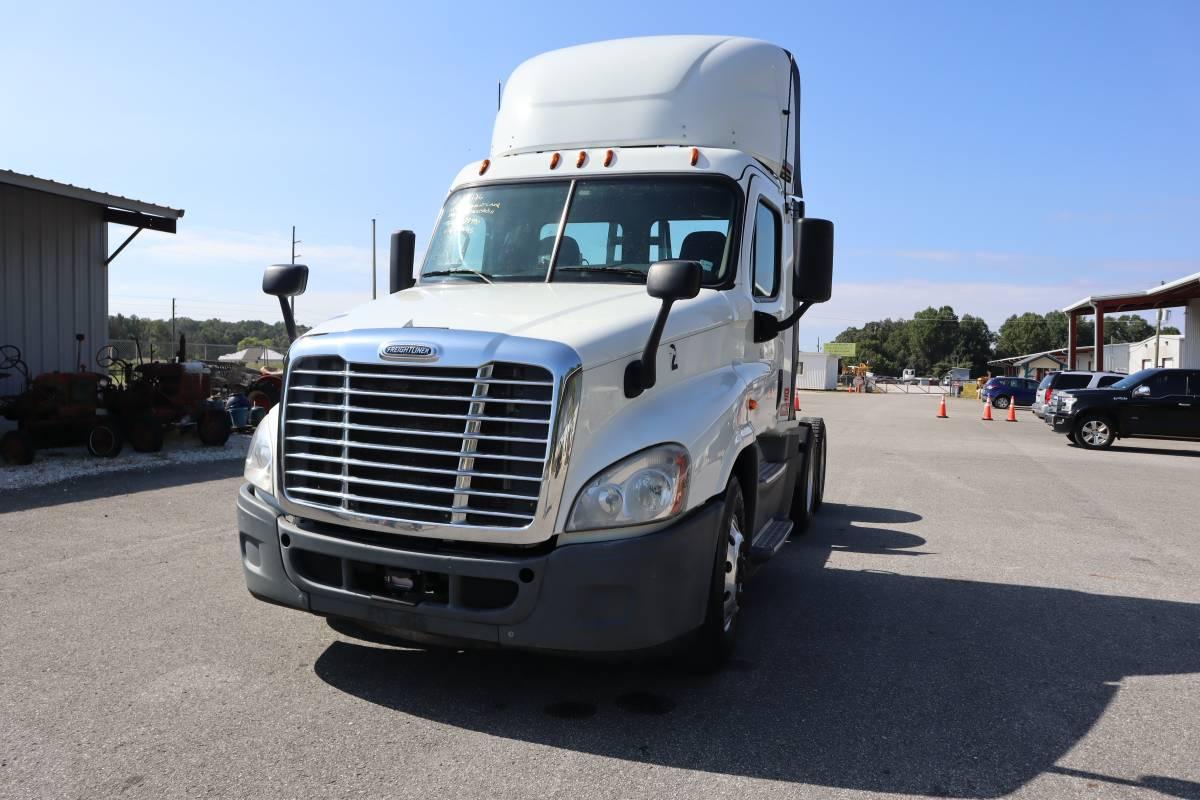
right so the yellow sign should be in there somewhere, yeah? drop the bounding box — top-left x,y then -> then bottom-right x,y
823,342 -> 857,357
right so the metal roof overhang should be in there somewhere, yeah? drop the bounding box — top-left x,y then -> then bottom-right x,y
0,169 -> 183,232
1063,272 -> 1200,315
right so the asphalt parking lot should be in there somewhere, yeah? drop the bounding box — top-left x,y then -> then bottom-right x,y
2,392 -> 1198,800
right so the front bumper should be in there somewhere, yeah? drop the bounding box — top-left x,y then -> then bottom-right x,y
237,484 -> 723,654
1048,412 -> 1074,433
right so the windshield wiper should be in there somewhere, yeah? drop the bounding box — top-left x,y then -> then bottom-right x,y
422,269 -> 493,283
554,267 -> 647,280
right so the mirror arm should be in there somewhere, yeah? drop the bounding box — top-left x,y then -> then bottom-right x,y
278,296 -> 299,343
624,299 -> 676,398
753,301 -> 813,343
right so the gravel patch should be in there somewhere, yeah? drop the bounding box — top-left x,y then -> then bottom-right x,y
0,433 -> 250,492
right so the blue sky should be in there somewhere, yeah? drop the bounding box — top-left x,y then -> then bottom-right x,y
3,0 -> 1197,349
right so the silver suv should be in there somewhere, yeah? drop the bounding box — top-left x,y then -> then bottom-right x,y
1036,371 -> 1124,419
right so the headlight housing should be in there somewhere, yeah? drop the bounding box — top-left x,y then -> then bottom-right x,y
566,444 -> 689,531
1061,394 -> 1077,412
244,408 -> 277,495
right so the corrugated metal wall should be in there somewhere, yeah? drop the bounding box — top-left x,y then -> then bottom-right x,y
1,183 -> 108,397
795,353 -> 839,390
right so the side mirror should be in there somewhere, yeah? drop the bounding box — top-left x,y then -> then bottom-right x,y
262,263 -> 309,343
262,263 -> 309,297
1133,384 -> 1151,398
624,260 -> 702,398
793,217 -> 833,303
390,230 -> 416,293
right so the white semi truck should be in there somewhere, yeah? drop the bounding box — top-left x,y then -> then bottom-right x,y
237,35 -> 834,665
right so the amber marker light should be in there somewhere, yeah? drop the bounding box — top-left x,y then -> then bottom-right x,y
576,151 -> 587,168
690,147 -> 700,166
604,149 -> 615,167
550,152 -> 561,169
478,159 -> 490,175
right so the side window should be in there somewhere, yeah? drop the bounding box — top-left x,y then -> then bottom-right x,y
1146,371 -> 1188,397
751,200 -> 780,298
1059,375 -> 1090,390
1188,372 -> 1200,396
1097,376 -> 1121,387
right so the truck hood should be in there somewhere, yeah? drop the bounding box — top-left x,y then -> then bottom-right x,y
305,282 -> 735,368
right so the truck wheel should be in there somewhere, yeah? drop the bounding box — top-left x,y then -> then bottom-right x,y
992,395 -> 1011,410
129,416 -> 164,453
1,430 -> 35,465
693,477 -> 747,671
197,409 -> 232,447
790,443 -> 817,535
86,423 -> 123,458
799,417 -> 827,512
1075,414 -> 1115,450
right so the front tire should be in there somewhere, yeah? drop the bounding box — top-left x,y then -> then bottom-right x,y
1,430 -> 35,465
86,423 -> 123,458
1075,413 -> 1115,449
693,477 -> 747,671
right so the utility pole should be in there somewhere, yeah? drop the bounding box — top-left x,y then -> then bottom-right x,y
171,298 -> 176,344
371,218 -> 377,300
290,226 -> 301,318
1154,281 -> 1165,367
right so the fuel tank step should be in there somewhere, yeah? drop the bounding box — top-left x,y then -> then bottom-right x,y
749,517 -> 793,564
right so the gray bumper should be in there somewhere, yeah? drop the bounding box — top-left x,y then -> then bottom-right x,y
1049,413 -> 1074,433
236,484 -> 723,653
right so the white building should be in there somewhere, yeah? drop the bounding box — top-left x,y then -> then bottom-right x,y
795,352 -> 839,391
1127,334 -> 1183,370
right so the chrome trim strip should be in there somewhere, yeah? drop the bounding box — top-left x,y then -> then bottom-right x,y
282,451 -> 542,482
284,417 -> 549,444
284,469 -> 538,500
292,368 -> 552,387
284,435 -> 548,463
288,486 -> 536,520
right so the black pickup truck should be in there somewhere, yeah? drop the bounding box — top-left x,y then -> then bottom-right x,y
1047,367 -> 1200,449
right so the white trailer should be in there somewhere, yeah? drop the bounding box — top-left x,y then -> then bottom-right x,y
237,36 -> 835,667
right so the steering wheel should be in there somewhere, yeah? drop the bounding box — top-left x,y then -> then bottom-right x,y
0,344 -> 21,370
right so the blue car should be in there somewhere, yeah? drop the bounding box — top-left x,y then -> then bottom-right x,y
981,377 -> 1039,409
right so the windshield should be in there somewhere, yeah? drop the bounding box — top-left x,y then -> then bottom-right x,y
1110,368 -> 1157,390
421,177 -> 738,285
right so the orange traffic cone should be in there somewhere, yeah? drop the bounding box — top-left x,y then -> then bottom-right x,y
982,400 -> 993,421
794,393 -> 802,412
1006,401 -> 1018,422
937,396 -> 948,418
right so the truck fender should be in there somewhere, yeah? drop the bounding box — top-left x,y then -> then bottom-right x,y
554,362 -> 760,530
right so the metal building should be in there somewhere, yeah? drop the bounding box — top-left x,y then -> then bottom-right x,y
0,170 -> 182,396
795,351 -> 840,391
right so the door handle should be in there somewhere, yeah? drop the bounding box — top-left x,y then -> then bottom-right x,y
1180,403 -> 1193,407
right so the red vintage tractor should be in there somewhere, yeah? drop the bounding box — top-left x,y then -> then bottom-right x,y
97,338 -> 232,453
1,343 -> 123,465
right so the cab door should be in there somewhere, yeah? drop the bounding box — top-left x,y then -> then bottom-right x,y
743,178 -> 791,433
1126,371 -> 1190,435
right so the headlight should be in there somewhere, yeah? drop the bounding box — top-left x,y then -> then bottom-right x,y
244,408 -> 277,495
566,444 -> 689,531
1061,395 -> 1077,412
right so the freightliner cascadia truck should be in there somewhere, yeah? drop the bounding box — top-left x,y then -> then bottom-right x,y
237,35 -> 834,666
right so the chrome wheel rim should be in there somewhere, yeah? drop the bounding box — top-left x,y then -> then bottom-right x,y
1081,420 -> 1110,446
723,518 -> 745,632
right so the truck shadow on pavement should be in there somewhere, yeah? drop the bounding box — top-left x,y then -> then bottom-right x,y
0,458 -> 244,513
314,502 -> 1200,799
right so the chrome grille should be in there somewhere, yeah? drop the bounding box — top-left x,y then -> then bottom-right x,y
281,356 -> 555,528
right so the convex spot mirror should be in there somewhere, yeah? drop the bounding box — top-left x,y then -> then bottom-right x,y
793,218 -> 833,303
262,264 -> 309,297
